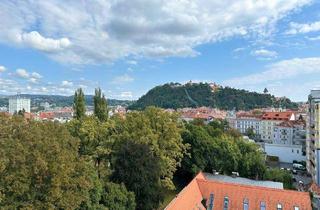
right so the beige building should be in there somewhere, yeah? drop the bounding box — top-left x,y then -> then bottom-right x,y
260,112 -> 295,143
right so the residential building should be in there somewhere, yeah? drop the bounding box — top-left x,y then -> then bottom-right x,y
179,107 -> 227,122
165,172 -> 311,210
260,111 -> 295,143
9,94 -> 31,114
234,112 -> 261,137
307,90 -> 320,207
264,120 -> 307,163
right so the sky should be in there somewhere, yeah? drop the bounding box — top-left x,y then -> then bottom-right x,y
0,0 -> 320,101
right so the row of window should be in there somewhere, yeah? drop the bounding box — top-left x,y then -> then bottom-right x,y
207,194 -> 300,210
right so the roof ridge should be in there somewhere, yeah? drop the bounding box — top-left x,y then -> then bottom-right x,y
196,178 -> 309,195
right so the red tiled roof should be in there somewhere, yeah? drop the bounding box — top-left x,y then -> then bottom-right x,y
277,120 -> 306,128
39,112 -> 55,119
165,172 -> 312,210
261,112 -> 294,121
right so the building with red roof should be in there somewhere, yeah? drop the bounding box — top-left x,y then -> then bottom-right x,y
166,172 -> 311,210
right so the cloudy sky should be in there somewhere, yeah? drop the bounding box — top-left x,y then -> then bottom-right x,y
0,0 -> 320,101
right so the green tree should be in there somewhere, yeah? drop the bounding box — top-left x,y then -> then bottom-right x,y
112,141 -> 163,210
68,116 -> 114,179
73,88 -> 86,120
179,121 -> 266,181
264,168 -> 293,189
112,107 -> 187,190
100,182 -> 136,210
0,115 -> 97,209
94,88 -> 108,122
245,127 -> 256,139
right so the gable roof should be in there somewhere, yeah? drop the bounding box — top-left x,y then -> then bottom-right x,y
165,172 -> 311,210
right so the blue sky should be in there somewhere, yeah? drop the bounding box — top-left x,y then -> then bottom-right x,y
0,0 -> 320,101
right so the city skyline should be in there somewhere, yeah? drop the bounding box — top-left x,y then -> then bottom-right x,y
0,1 -> 320,101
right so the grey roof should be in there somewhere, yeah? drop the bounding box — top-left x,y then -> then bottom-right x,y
204,173 -> 284,189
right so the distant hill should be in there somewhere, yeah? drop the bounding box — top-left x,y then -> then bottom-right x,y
0,94 -> 134,108
128,82 -> 298,110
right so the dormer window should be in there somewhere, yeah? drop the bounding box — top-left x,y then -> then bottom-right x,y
243,198 -> 249,210
260,201 -> 266,210
223,196 -> 229,210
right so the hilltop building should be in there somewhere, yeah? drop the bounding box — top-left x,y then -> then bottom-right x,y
165,172 -> 311,210
9,94 -> 31,114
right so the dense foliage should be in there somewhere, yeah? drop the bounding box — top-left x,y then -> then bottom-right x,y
0,116 -> 98,209
129,83 -> 298,110
178,120 -> 266,180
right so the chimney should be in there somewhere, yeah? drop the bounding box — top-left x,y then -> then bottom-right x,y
231,172 -> 239,178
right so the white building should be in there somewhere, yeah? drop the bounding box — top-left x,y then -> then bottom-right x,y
264,143 -> 305,163
234,113 -> 261,136
9,95 -> 31,114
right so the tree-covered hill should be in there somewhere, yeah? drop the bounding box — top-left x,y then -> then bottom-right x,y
129,82 -> 298,110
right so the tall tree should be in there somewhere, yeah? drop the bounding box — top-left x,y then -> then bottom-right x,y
94,88 -> 108,122
73,88 -> 86,120
0,115 -> 98,209
112,141 -> 163,210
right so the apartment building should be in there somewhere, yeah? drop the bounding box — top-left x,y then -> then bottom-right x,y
234,112 -> 261,136
8,94 -> 31,114
307,90 -> 320,191
260,112 -> 295,143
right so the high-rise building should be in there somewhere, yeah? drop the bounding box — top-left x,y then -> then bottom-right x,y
307,90 -> 320,207
8,94 -> 31,114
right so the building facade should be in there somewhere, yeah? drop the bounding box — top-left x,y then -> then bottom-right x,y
307,90 -> 320,187
234,113 -> 261,136
8,95 -> 31,114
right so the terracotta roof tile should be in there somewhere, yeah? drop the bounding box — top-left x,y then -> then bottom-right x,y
165,172 -> 312,210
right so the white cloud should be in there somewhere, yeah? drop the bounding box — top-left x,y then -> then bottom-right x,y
286,21 -> 320,35
224,57 -> 320,86
16,68 -> 29,78
61,80 -> 73,87
31,72 -> 42,79
16,31 -> 71,52
0,65 -> 6,72
127,60 -> 137,65
0,0 -> 312,64
120,91 -> 133,98
306,35 -> 320,41
15,68 -> 42,83
251,49 -> 278,59
111,74 -> 134,84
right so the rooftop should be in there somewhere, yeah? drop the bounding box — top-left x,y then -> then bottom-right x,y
204,173 -> 283,189
165,172 -> 311,210
261,111 -> 295,121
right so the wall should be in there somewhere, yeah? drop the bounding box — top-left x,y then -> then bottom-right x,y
264,143 -> 306,163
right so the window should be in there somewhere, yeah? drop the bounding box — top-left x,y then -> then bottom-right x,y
243,198 -> 249,210
294,206 -> 300,210
260,201 -> 266,210
223,197 -> 229,210
277,203 -> 283,210
297,150 -> 299,154
207,193 -> 214,210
